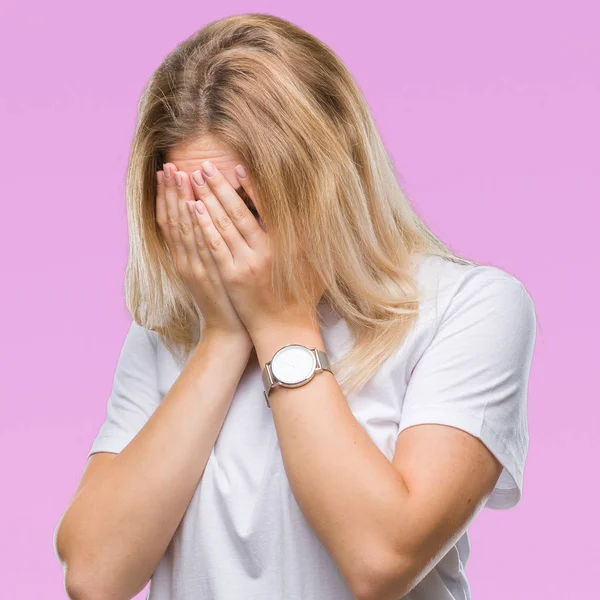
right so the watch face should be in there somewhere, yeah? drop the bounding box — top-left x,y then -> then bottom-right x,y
271,345 -> 316,385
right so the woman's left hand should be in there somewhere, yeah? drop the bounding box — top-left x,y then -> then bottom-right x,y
186,161 -> 323,338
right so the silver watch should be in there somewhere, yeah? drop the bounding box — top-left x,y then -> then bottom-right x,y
261,343 -> 332,408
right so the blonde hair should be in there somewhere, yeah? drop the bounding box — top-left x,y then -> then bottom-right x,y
125,12 -> 477,398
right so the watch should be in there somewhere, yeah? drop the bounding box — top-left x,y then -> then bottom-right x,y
261,343 -> 333,408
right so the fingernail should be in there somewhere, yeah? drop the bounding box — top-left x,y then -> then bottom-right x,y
156,171 -> 163,184
163,164 -> 170,178
192,170 -> 204,186
235,164 -> 247,178
201,161 -> 215,177
174,171 -> 182,187
195,200 -> 206,214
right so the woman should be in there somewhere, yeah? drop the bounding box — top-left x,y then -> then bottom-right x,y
54,13 -> 537,600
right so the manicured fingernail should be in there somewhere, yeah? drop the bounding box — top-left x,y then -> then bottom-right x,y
174,171 -> 182,187
201,161 -> 215,177
195,200 -> 206,214
163,164 -> 170,178
235,164 -> 247,178
192,170 -> 204,186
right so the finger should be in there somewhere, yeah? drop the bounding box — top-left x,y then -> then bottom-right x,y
156,169 -> 186,265
176,171 -> 230,293
234,164 -> 258,204
185,200 -> 228,287
174,170 -> 204,272
188,188 -> 234,271
233,164 -> 267,237
163,163 -> 188,269
190,170 -> 241,277
195,161 -> 260,254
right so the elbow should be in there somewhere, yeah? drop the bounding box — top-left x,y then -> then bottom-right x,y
62,555 -> 151,600
64,568 -> 101,600
54,527 -> 107,600
55,520 -> 137,600
64,574 -> 94,600
65,570 -> 130,600
348,550 -> 416,600
57,536 -> 150,600
63,564 -> 106,600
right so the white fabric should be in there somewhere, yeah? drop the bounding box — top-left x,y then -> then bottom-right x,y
88,254 -> 536,599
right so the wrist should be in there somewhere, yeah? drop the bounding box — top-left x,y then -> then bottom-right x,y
199,329 -> 254,355
250,322 -> 324,370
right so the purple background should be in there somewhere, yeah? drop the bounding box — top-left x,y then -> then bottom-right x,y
2,1 -> 597,598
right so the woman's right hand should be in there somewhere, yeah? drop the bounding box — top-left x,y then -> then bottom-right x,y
156,163 -> 253,349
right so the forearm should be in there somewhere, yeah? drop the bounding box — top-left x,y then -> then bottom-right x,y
252,323 -> 411,598
57,332 -> 252,599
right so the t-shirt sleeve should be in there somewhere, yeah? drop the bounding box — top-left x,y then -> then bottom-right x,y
87,320 -> 163,458
397,276 -> 537,510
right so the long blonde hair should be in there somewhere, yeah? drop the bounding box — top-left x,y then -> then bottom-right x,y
125,12 -> 477,398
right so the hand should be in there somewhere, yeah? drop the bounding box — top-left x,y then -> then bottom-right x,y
186,160 -> 324,337
156,163 -> 252,348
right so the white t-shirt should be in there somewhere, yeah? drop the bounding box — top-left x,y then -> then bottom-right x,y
88,253 -> 536,600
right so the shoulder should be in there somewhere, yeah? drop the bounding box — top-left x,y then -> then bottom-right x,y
130,318 -> 158,340
413,252 -> 526,292
122,319 -> 160,355
413,253 -> 535,328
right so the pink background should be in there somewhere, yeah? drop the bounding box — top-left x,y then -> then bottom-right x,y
2,1 -> 597,598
